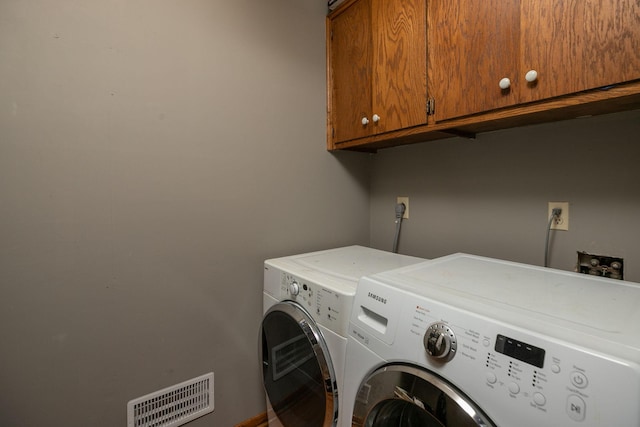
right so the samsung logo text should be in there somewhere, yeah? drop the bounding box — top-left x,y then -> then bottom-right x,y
367,292 -> 387,304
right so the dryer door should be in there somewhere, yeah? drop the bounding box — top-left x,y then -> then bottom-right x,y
352,364 -> 495,427
261,301 -> 338,427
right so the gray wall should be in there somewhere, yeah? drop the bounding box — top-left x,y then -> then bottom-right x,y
370,109 -> 640,282
0,1 -> 370,426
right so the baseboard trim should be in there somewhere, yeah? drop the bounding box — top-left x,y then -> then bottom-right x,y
234,412 -> 268,427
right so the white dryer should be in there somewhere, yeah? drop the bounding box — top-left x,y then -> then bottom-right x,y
341,253 -> 640,426
261,246 -> 424,427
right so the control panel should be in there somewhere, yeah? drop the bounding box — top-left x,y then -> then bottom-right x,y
280,272 -> 352,336
350,279 -> 640,427
402,301 -> 639,426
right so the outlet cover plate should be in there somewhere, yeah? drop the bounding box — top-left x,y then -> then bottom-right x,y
397,197 -> 409,219
548,201 -> 569,230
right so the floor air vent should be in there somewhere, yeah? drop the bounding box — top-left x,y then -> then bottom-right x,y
127,372 -> 214,427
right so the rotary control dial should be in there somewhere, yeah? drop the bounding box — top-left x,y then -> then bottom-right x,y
424,322 -> 457,362
289,281 -> 300,296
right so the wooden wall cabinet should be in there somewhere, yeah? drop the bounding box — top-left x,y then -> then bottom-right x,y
427,0 -> 520,121
429,0 -> 640,122
327,0 -> 640,151
327,0 -> 427,149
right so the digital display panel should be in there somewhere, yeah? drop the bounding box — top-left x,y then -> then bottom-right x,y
495,334 -> 545,368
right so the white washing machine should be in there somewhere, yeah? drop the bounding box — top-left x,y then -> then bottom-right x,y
261,246 -> 424,427
341,253 -> 640,426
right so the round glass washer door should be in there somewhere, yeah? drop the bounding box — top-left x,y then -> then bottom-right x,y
261,300 -> 338,427
352,364 -> 495,427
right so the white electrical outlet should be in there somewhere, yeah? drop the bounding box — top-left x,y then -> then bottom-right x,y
397,197 -> 409,219
548,201 -> 569,231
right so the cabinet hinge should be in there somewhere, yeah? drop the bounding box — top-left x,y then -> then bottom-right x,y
426,98 -> 435,116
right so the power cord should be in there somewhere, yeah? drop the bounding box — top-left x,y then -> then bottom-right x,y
392,203 -> 406,253
544,208 -> 562,267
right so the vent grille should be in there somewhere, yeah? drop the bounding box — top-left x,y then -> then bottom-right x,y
127,372 -> 214,427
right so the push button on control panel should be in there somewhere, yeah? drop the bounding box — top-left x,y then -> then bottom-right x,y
570,371 -> 588,389
567,395 -> 586,421
508,382 -> 520,394
533,392 -> 546,406
486,372 -> 497,384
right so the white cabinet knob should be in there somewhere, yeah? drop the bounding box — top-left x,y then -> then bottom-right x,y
372,114 -> 380,123
525,69 -> 538,82
361,117 -> 369,125
499,78 -> 511,89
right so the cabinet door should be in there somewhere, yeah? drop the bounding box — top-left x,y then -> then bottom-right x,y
372,0 -> 427,133
522,0 -> 640,102
428,0 -> 520,121
329,0 -> 372,144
